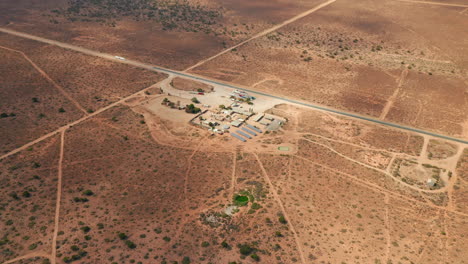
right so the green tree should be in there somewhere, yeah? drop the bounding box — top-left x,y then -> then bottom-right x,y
182,256 -> 191,264
279,215 -> 287,224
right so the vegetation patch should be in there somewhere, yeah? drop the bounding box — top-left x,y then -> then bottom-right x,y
233,195 -> 249,206
54,0 -> 223,33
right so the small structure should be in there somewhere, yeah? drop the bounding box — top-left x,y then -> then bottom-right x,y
253,114 -> 264,122
231,120 -> 243,127
264,114 -> 275,121
231,133 -> 246,142
259,119 -> 271,126
427,178 -> 436,188
232,106 -> 254,117
242,127 -> 257,136
246,124 -> 262,133
222,124 -> 230,130
237,130 -> 252,139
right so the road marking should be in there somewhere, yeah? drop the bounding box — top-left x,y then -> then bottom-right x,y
0,27 -> 467,145
395,0 -> 468,8
184,0 -> 337,71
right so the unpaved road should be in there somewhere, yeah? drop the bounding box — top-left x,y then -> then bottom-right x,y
184,0 -> 337,71
395,0 -> 468,8
0,27 -> 467,145
51,131 -> 65,264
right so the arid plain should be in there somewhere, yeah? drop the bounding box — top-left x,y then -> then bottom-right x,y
1,0 -> 467,264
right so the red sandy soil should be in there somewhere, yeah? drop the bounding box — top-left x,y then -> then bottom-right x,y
0,0 -> 325,70
170,77 -> 214,92
0,34 -> 166,111
0,135 -> 60,262
190,0 -> 468,137
1,101 -> 467,263
0,47 -> 83,154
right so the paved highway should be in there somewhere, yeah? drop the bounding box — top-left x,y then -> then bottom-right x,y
1,27 -> 467,145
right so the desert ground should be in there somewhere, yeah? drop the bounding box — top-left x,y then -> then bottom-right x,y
1,0 -> 467,263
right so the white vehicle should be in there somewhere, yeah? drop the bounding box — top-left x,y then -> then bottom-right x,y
115,56 -> 126,61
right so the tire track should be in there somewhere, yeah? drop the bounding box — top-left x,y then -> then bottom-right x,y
184,0 -> 337,71
51,130 -> 65,264
380,68 -> 408,120
254,153 -> 307,264
293,154 -> 468,217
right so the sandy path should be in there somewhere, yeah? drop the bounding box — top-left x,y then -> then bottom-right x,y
395,0 -> 468,8
0,81 -> 165,162
3,252 -> 51,264
184,0 -> 337,71
300,137 -> 447,193
183,136 -> 207,203
380,68 -> 408,120
254,153 -> 307,264
51,130 -> 65,264
0,45 -> 88,115
384,193 -> 391,263
293,155 -> 468,217
229,150 -> 238,200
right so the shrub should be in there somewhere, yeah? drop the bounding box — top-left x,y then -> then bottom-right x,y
191,97 -> 200,103
182,256 -> 191,264
71,245 -> 79,251
251,203 -> 261,210
201,241 -> 210,247
28,243 -> 38,250
279,215 -> 287,224
239,244 -> 254,255
221,241 -> 230,249
80,226 -> 91,233
125,240 -> 136,249
185,104 -> 201,114
118,233 -> 128,240
82,190 -> 94,196
251,254 -> 260,261
58,108 -> 66,113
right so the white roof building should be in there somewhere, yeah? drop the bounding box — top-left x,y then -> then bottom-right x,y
231,120 -> 243,127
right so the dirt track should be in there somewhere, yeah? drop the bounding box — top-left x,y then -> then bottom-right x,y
183,0 -> 337,71
395,0 -> 468,8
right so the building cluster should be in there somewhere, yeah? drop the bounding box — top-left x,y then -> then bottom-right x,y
230,90 -> 255,102
191,97 -> 285,142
